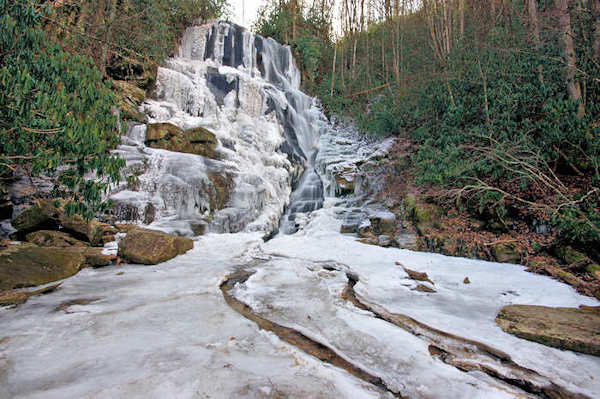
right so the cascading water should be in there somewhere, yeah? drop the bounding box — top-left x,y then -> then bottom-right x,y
110,21 -> 327,236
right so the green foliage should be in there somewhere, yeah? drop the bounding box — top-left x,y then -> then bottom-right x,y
49,0 -> 229,75
0,0 -> 124,218
356,7 -> 600,245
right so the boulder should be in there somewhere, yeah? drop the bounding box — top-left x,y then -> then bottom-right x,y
0,244 -> 90,290
118,228 -> 193,265
11,199 -> 61,237
145,123 -> 218,159
369,211 -> 397,235
11,199 -> 116,246
59,213 -> 116,247
493,243 -> 521,264
26,230 -> 88,247
496,304 -> 600,356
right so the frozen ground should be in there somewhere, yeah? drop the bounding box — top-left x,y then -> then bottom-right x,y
1,205 -> 599,398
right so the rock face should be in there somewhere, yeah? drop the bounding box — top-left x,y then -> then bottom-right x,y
118,228 -> 194,265
145,123 -> 218,159
496,304 -> 600,356
0,244 -> 113,290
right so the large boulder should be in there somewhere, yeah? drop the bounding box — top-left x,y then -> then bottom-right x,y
0,244 -> 113,290
118,228 -> 193,265
496,304 -> 600,356
10,199 -> 61,237
145,123 -> 218,159
58,213 -> 116,246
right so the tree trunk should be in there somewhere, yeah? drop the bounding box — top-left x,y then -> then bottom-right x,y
528,0 -> 544,84
555,0 -> 584,118
330,45 -> 337,98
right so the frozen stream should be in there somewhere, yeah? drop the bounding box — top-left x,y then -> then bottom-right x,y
1,21 -> 599,399
1,205 -> 600,398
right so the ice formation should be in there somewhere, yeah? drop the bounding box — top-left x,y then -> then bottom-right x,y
110,21 -> 327,235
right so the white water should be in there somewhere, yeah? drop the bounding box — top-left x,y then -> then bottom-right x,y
1,22 -> 599,398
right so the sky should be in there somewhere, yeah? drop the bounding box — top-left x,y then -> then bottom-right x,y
229,0 -> 264,29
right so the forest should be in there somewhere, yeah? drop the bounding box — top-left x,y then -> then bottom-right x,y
256,0 -> 600,283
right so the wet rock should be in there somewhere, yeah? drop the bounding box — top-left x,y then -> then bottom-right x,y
414,284 -> 437,293
496,305 -> 600,356
11,199 -> 116,246
145,123 -> 218,159
25,230 -> 88,247
118,228 -> 193,265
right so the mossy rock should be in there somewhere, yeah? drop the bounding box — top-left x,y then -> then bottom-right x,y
145,124 -> 218,159
492,243 -> 521,264
145,122 -> 182,142
26,230 -> 88,247
555,246 -> 588,265
0,244 -> 85,290
586,264 -> 600,279
59,214 -> 115,247
11,199 -> 61,237
496,304 -> 600,356
118,228 -> 193,265
0,244 -> 114,290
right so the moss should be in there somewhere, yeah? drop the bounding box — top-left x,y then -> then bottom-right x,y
555,246 -> 588,265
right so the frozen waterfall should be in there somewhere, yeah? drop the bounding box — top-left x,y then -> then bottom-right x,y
110,21 -> 327,236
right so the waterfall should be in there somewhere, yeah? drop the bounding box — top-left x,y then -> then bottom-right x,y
110,21 -> 327,236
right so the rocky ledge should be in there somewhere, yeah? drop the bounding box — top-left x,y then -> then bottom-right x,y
496,304 -> 600,356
